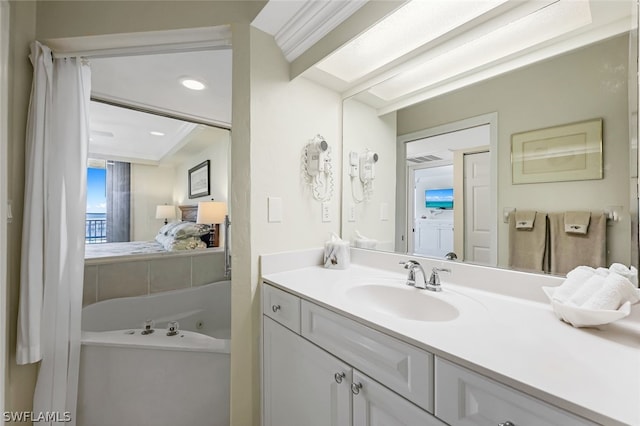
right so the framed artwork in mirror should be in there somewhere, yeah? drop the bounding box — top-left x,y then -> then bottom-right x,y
511,118 -> 603,184
188,160 -> 210,199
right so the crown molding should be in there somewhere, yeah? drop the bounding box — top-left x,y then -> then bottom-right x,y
253,0 -> 366,63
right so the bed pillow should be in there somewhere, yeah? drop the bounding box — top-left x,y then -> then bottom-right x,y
168,222 -> 211,239
161,236 -> 207,251
157,221 -> 181,236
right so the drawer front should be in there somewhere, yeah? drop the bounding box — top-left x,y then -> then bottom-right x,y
301,301 -> 433,412
435,357 -> 597,426
263,283 -> 301,334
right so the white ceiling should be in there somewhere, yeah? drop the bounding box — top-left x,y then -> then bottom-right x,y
88,48 -> 232,165
87,0 -> 632,166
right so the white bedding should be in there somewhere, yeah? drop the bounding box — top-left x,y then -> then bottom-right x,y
85,237 -> 207,259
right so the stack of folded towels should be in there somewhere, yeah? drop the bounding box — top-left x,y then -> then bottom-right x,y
552,263 -> 640,311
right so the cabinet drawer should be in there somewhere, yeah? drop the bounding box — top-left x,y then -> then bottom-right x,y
301,301 -> 433,412
435,357 -> 596,426
263,283 -> 301,334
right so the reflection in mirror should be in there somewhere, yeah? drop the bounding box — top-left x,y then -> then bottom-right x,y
342,24 -> 637,275
86,100 -> 230,258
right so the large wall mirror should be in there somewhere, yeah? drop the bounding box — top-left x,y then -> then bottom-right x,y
340,1 -> 638,275
85,49 -> 231,259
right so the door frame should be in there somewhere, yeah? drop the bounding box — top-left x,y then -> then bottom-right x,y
397,112 -> 498,262
453,146 -> 490,263
1,0 -> 9,420
406,160 -> 453,255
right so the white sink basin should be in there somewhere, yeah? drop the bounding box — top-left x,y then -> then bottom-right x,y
345,284 -> 459,322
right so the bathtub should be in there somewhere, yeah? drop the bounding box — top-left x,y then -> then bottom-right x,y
77,281 -> 231,426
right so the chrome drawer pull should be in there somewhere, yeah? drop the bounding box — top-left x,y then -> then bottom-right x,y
334,372 -> 345,384
351,382 -> 362,395
272,304 -> 281,313
499,422 -> 515,426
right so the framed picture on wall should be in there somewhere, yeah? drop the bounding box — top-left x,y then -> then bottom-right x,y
511,118 -> 603,184
188,160 -> 210,199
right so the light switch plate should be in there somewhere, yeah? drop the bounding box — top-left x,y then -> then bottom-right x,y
322,202 -> 331,222
348,203 -> 356,222
268,197 -> 282,223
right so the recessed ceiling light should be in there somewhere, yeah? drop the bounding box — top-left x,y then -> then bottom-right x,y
180,78 -> 206,91
150,131 -> 165,136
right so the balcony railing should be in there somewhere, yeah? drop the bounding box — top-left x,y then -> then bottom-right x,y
86,219 -> 106,244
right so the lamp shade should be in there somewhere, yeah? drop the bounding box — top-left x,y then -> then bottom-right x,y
197,201 -> 227,224
155,205 -> 176,220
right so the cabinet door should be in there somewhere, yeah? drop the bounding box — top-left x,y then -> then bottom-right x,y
352,371 -> 446,426
263,317 -> 351,426
435,357 -> 596,426
418,222 -> 440,256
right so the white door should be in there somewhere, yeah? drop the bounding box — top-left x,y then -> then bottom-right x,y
463,151 -> 491,264
352,371 -> 446,426
263,317 -> 352,426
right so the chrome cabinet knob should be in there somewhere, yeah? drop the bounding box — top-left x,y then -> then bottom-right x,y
271,304 -> 281,313
334,372 -> 345,384
351,382 -> 362,395
498,422 -> 515,426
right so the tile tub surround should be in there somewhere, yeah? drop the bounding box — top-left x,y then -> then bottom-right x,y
260,248 -> 640,426
84,248 -> 225,306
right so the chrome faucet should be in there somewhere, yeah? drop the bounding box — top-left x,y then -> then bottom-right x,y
427,267 -> 451,292
399,260 -> 428,289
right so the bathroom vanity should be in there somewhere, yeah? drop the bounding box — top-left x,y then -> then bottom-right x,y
261,249 -> 640,426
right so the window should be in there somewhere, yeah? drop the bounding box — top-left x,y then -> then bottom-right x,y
86,160 -> 107,243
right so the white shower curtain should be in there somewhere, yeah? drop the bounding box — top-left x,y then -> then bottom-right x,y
17,41 -> 91,425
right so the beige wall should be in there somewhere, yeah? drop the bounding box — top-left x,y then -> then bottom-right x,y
6,1 -> 38,422
227,25 -> 344,426
35,0 -> 265,39
342,98 -> 397,251
172,129 -> 230,206
397,34 -> 632,268
130,164 -> 175,241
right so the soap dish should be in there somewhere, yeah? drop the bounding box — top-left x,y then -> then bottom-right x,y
542,286 -> 631,328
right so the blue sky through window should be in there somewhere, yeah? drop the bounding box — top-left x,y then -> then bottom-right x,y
87,168 -> 106,213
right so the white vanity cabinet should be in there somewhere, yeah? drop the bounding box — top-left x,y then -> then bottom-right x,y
262,282 -> 596,426
416,220 -> 454,257
262,283 -> 444,426
435,358 -> 596,426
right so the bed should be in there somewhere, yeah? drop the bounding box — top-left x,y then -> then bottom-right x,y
85,205 -> 219,260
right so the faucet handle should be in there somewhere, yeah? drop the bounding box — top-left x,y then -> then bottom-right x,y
427,267 -> 450,291
399,260 -> 419,269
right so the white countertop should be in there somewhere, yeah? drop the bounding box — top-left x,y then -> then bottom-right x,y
262,263 -> 640,426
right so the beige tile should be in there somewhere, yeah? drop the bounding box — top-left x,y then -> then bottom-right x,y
192,251 -> 227,286
83,265 -> 98,307
149,256 -> 191,293
97,261 -> 149,302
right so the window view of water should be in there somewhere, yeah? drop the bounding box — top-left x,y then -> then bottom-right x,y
87,166 -> 107,244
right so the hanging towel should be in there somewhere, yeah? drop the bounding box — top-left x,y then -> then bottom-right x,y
508,211 -> 548,272
549,212 -> 606,275
514,210 -> 536,230
564,211 -> 591,234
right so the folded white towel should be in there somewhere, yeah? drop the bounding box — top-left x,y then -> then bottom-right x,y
568,274 -> 606,306
582,273 -> 640,310
609,263 -> 639,287
553,266 -> 595,303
